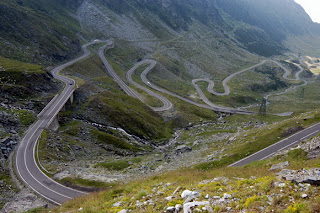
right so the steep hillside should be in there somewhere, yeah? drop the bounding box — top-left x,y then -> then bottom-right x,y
0,0 -> 82,64
1,0 -> 319,64
216,0 -> 320,56
2,0 -> 320,212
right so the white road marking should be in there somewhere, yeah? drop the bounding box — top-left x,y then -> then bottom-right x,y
229,122 -> 320,167
301,130 -> 319,140
16,41 -> 104,204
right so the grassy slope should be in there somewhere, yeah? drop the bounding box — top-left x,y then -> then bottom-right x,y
86,90 -> 172,140
0,57 -> 59,99
49,144 -> 320,213
0,0 -> 82,63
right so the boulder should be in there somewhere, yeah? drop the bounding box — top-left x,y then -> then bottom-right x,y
175,145 -> 192,155
175,204 -> 183,212
277,168 -> 320,186
166,207 -> 175,212
113,201 -> 122,207
269,161 -> 289,171
183,201 -> 210,213
181,190 -> 200,202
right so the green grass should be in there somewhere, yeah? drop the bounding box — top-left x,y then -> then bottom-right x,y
60,120 -> 82,136
24,207 -> 48,213
60,177 -> 114,189
17,110 -> 36,127
86,90 -> 173,140
63,55 -> 106,80
91,129 -> 140,151
267,80 -> 320,114
49,152 -> 320,213
194,109 -> 320,170
95,160 -> 130,171
0,57 -> 44,73
0,0 -> 84,63
287,148 -> 308,161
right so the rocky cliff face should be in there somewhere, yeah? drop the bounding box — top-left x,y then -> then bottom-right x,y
1,0 -> 319,63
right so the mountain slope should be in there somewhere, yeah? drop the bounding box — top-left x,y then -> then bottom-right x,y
0,0 -> 83,64
215,0 -> 320,56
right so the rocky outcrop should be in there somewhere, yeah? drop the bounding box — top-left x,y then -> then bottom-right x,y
277,168 -> 320,186
269,161 -> 289,171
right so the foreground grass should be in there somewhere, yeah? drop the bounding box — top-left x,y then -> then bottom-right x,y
49,152 -> 320,213
44,108 -> 320,213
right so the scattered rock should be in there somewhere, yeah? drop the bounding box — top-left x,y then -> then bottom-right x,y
274,182 -> 286,188
269,161 -> 289,171
223,193 -> 232,199
166,206 -> 175,212
302,194 -> 308,199
165,196 -> 174,201
175,204 -> 183,211
277,168 -> 320,186
172,186 -> 182,195
181,190 -> 192,199
117,210 -> 128,213
175,145 -> 192,155
183,201 -> 210,213
113,201 -> 122,207
181,189 -> 200,203
205,205 -> 214,213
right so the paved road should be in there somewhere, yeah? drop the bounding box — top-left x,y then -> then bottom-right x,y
139,60 -> 253,115
15,41 -> 104,205
97,40 -> 253,114
229,122 -> 320,167
98,42 -> 142,100
126,59 -> 173,111
192,59 -> 304,97
192,59 -> 306,114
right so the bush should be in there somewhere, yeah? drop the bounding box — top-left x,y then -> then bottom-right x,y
287,148 -> 308,160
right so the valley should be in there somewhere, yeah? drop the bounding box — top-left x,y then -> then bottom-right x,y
1,0 -> 320,212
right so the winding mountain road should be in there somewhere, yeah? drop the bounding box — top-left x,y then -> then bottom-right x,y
98,42 -> 142,100
138,60 -> 253,114
192,59 -> 305,109
15,41 -> 105,205
99,41 -> 305,115
126,60 -> 173,111
14,37 -> 313,206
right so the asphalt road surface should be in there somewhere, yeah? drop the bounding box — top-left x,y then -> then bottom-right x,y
126,59 -> 173,111
140,59 -> 253,115
229,122 -> 320,167
15,40 -> 105,205
15,39 -> 314,205
98,42 -> 142,100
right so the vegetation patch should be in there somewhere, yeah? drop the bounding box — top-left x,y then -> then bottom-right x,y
195,110 -> 320,170
91,129 -> 140,151
60,177 -> 114,189
95,160 -> 130,171
87,91 -> 173,140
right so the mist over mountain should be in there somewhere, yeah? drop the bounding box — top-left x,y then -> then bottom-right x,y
1,0 -> 320,65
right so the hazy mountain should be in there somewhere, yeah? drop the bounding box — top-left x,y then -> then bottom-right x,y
1,0 -> 319,66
